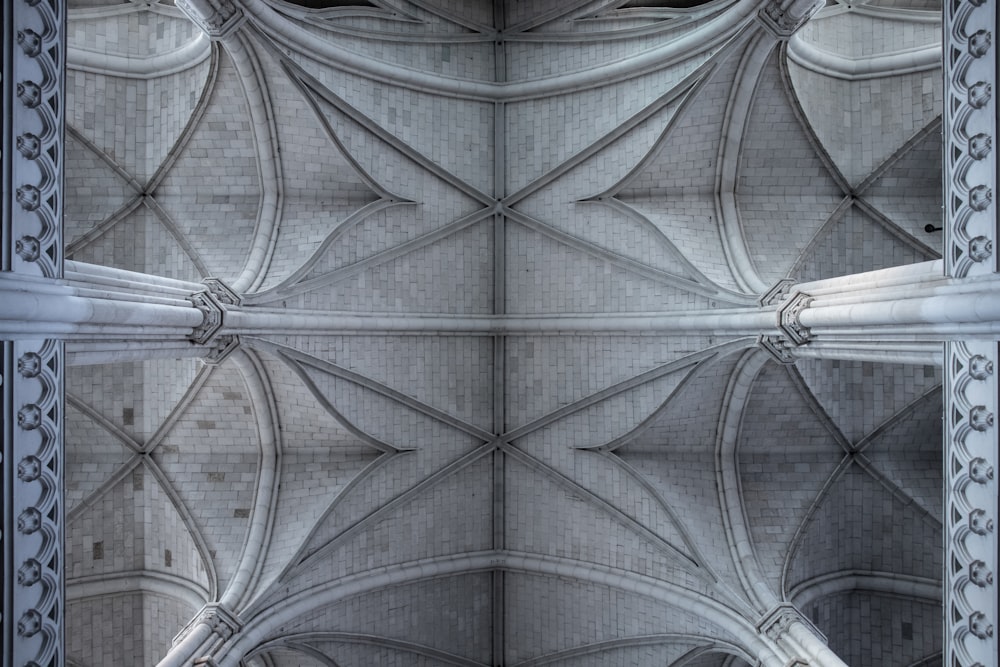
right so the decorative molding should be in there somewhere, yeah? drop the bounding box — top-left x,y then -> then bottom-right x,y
760,279 -> 795,307
945,340 -> 998,667
189,277 -> 241,347
176,0 -> 246,40
3,339 -> 65,667
188,290 -> 225,345
776,291 -> 814,345
756,604 -> 828,645
173,602 -> 244,647
3,0 -> 64,278
757,334 -> 795,364
944,0 -> 996,277
203,335 -> 241,366
2,2 -> 65,666
203,277 -> 243,307
756,0 -> 824,39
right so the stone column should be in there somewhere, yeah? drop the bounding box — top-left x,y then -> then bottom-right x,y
0,261 -> 246,365
757,261 -> 1000,365
757,605 -> 849,667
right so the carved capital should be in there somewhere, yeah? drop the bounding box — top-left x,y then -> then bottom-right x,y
188,291 -> 225,345
760,279 -> 796,307
757,604 -> 826,646
176,0 -> 246,40
201,604 -> 243,641
173,603 -> 243,648
777,291 -> 813,345
188,278 -> 240,346
203,335 -> 241,366
758,334 -> 796,364
756,0 -> 824,38
757,604 -> 798,640
203,277 -> 242,306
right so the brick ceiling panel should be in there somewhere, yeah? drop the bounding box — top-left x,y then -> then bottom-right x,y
786,61 -> 942,188
505,336 -> 713,428
276,574 -> 493,664
505,221 -> 712,313
67,473 -> 145,579
307,68 -> 497,197
515,370 -> 691,452
504,455 -> 703,582
811,591 -> 942,667
785,463 -> 942,594
504,62 -> 701,193
297,455 -> 493,582
794,359 -> 942,444
626,351 -> 741,452
140,464 -> 212,590
616,50 -> 742,198
293,438 -> 485,570
618,196 -> 742,293
64,403 -> 134,511
504,573 -> 740,664
273,335 -> 495,431
67,204 -> 203,281
152,363 -> 262,592
284,218 -> 494,314
791,204 -> 933,283
153,51 -> 261,282
64,132 -> 136,241
862,388 -> 943,521
862,126 -> 943,252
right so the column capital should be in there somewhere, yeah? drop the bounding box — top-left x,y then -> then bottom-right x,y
174,602 -> 244,647
756,0 -> 824,39
756,603 -> 827,645
176,0 -> 247,40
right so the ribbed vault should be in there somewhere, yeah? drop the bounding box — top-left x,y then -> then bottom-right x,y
62,0 -> 944,664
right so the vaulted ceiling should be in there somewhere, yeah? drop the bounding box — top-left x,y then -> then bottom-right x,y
63,0 -> 944,665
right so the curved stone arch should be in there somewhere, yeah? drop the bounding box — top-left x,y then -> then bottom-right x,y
511,634 -> 756,667
787,569 -> 940,610
222,348 -> 282,612
218,30 -> 284,293
715,30 -> 776,294
672,643 -> 757,666
64,27 -> 221,277
714,348 -> 777,611
216,552 -> 790,667
249,632 -> 489,666
780,379 -> 944,599
240,0 -> 763,102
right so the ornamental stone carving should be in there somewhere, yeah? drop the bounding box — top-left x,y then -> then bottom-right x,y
176,0 -> 246,40
945,0 -> 997,277
757,0 -> 824,38
757,334 -> 795,364
945,340 -> 998,667
777,291 -> 813,345
3,338 -> 64,667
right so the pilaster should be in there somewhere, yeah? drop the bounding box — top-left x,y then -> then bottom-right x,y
944,341 -> 998,666
944,0 -> 996,278
2,2 -> 65,666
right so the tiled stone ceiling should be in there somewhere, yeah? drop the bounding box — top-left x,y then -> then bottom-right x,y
63,0 -> 944,664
